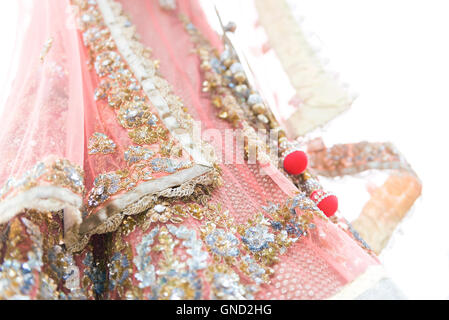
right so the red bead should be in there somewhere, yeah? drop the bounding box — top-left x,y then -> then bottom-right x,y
283,150 -> 308,175
310,190 -> 338,217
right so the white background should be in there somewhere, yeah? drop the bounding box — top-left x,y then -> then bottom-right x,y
0,0 -> 448,299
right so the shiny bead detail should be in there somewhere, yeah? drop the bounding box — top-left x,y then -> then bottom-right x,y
251,103 -> 266,115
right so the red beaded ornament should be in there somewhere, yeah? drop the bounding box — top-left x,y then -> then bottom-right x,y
310,190 -> 338,217
283,150 -> 308,175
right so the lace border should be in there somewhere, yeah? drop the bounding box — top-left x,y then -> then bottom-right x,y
66,166 -> 218,252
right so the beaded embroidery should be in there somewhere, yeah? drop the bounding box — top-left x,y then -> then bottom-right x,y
88,132 -> 116,155
104,190 -> 327,300
0,159 -> 84,202
0,210 -> 88,299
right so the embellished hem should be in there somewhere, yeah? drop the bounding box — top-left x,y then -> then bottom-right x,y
0,185 -> 83,226
0,158 -> 85,229
66,165 -> 220,252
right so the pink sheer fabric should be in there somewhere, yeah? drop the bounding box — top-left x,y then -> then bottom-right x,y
117,0 -> 380,299
0,0 -> 85,169
0,0 -> 85,220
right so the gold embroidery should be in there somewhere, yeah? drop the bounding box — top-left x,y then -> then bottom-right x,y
0,210 -> 88,299
181,15 -> 277,165
0,159 -> 84,202
88,132 -> 116,155
128,126 -> 168,146
72,0 -> 219,217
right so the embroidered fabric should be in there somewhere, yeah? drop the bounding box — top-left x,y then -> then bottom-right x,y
0,209 -> 93,300
0,0 -> 397,300
0,0 -> 221,252
0,0 -> 85,225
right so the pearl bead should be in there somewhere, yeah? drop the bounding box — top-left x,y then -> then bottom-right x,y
233,72 -> 246,83
252,103 -> 266,114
